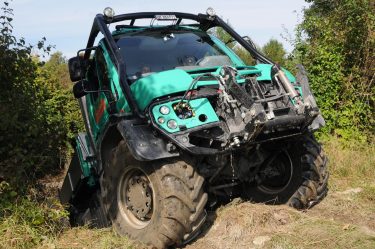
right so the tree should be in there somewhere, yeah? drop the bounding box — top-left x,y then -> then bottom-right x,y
210,25 -> 255,65
294,0 -> 374,140
41,52 -> 71,88
262,39 -> 286,65
0,2 -> 81,184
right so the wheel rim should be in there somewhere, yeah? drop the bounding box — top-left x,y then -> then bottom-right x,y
117,167 -> 154,229
257,150 -> 293,194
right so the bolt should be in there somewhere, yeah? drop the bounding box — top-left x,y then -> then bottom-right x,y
232,137 -> 241,147
244,133 -> 249,140
250,109 -> 256,117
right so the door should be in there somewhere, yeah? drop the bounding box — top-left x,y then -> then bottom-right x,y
85,46 -> 112,142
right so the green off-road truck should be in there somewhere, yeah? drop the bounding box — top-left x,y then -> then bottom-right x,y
60,8 -> 329,248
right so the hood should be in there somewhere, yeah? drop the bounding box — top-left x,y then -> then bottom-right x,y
129,65 -> 296,111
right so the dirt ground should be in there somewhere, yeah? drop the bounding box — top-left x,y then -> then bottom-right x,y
186,190 -> 375,249
48,184 -> 375,249
42,139 -> 375,249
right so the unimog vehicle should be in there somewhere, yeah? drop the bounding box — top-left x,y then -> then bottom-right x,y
60,7 -> 329,248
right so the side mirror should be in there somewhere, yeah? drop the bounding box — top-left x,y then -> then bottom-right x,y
68,57 -> 83,82
73,80 -> 89,98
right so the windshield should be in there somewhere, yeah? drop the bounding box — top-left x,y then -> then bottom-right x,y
115,29 -> 233,79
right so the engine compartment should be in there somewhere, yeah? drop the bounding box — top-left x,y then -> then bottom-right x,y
148,65 -> 320,154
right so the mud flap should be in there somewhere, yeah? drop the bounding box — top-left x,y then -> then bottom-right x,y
296,64 -> 325,131
59,153 -> 82,205
59,133 -> 96,205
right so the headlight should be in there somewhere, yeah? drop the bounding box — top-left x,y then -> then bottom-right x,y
159,105 -> 170,115
167,119 -> 178,130
157,117 -> 165,124
103,7 -> 115,18
206,7 -> 216,17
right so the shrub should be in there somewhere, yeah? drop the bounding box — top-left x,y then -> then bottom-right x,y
293,0 -> 374,141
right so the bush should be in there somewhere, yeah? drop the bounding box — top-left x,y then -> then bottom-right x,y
293,0 -> 374,141
0,2 -> 82,184
0,2 -> 81,247
0,181 -> 68,248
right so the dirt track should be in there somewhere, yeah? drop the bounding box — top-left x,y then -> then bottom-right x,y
52,186 -> 375,249
186,190 -> 375,249
48,139 -> 375,249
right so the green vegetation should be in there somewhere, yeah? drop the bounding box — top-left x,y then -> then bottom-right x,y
0,3 -> 82,184
0,0 -> 374,248
210,25 -> 255,65
0,2 -> 82,248
262,39 -> 286,65
292,0 -> 374,141
0,182 -> 68,248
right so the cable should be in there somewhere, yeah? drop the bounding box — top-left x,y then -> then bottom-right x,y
177,73 -> 213,106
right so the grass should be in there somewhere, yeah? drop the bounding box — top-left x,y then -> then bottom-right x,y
0,183 -> 68,249
270,218 -> 375,249
44,227 -> 138,249
322,136 -> 375,191
1,135 -> 374,249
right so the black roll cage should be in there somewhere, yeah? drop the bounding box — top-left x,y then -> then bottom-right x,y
83,12 -> 273,119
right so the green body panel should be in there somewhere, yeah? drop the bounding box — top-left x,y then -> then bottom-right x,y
186,66 -> 261,79
130,69 -> 193,111
130,66 -> 262,111
100,42 -> 132,113
86,41 -> 131,142
152,98 -> 219,133
255,64 -> 296,83
75,135 -> 96,186
86,94 -> 109,142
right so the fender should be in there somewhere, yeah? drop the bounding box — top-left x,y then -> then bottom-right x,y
116,119 -> 179,161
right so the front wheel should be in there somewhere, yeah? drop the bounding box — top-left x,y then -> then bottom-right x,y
242,134 -> 329,209
101,141 -> 208,248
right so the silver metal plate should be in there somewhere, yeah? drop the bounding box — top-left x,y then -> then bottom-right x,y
154,15 -> 177,20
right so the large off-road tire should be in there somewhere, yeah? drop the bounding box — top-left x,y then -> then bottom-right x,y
101,141 -> 208,249
242,134 -> 329,209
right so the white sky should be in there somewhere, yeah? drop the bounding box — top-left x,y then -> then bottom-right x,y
11,0 -> 309,59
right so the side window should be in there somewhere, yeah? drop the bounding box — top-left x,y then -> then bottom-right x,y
96,47 -> 111,90
86,55 -> 100,101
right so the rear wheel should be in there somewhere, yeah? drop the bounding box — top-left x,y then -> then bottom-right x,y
242,134 -> 329,209
101,141 -> 208,248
